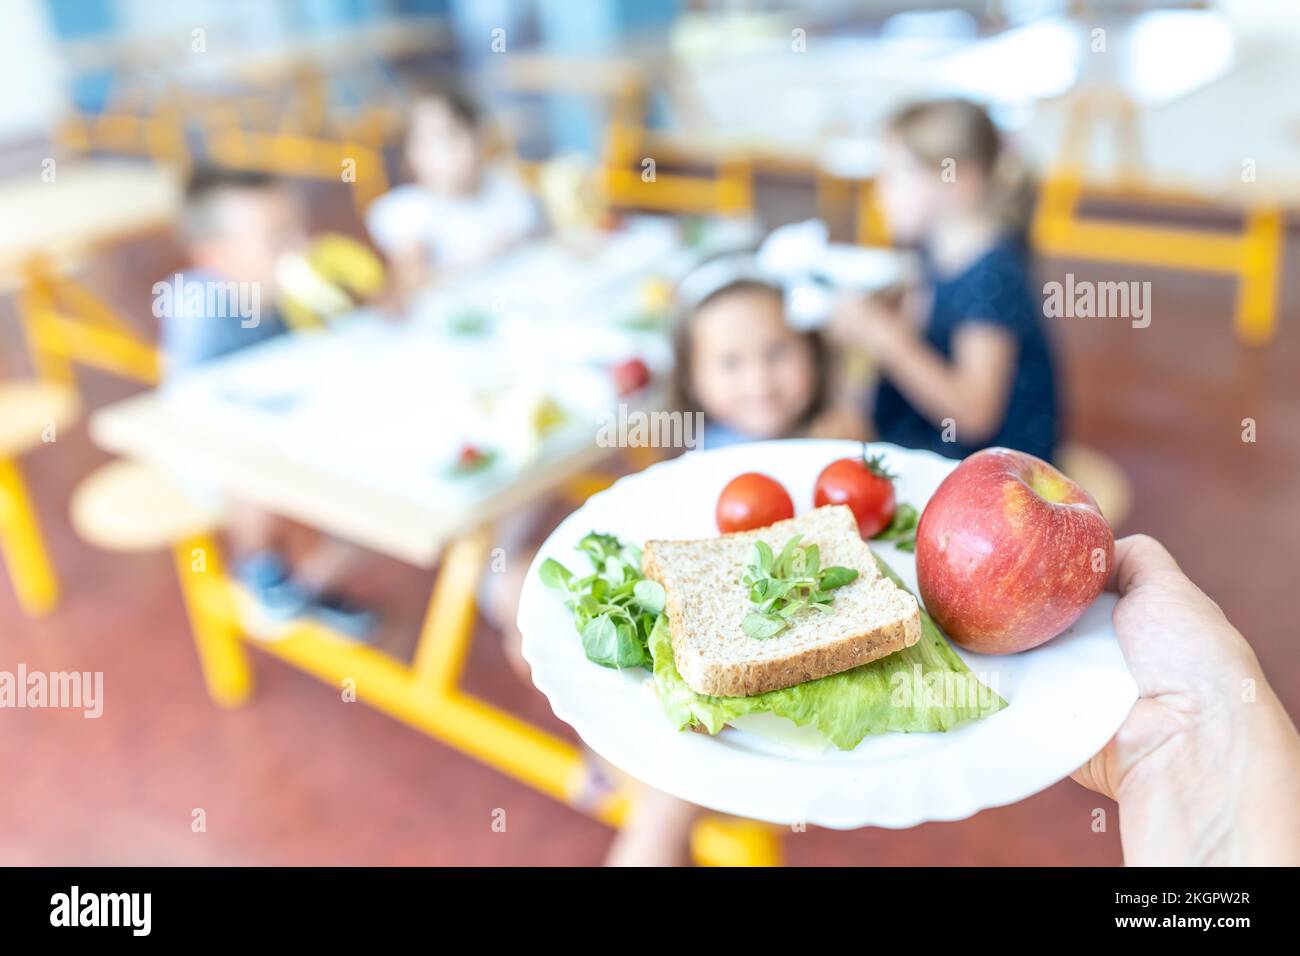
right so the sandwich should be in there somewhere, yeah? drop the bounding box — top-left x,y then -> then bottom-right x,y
540,505 -> 1005,751
643,505 -> 922,697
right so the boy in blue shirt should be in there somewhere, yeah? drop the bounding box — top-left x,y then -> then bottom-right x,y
160,169 -> 373,638
160,168 -> 295,373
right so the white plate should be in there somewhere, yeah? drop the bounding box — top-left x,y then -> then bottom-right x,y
519,440 -> 1138,829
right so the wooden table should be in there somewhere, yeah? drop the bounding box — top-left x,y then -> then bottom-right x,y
87,218 -> 780,866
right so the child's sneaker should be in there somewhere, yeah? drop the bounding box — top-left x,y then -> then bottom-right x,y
304,592 -> 377,642
232,551 -> 309,640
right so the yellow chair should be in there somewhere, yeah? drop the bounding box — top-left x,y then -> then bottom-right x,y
69,460 -> 246,704
55,65 -> 399,217
0,379 -> 80,616
596,89 -> 755,217
203,115 -> 391,220
1033,84 -> 1285,347
17,257 -> 161,389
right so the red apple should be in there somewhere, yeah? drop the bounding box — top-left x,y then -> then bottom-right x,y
916,447 -> 1113,654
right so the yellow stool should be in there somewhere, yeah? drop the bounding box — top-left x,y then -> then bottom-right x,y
0,379 -> 80,615
69,460 -> 249,705
1058,442 -> 1133,530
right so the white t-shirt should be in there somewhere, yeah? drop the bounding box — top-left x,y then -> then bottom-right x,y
366,166 -> 541,269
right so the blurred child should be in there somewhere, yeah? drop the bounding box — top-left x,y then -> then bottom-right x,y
366,82 -> 540,298
163,168 -> 298,370
371,83 -> 546,666
672,267 -> 830,449
162,168 -> 374,638
597,267 -> 833,868
832,99 -> 1059,462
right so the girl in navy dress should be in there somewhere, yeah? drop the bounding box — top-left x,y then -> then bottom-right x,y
834,99 -> 1060,463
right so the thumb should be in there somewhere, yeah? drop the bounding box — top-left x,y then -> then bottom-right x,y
1105,534 -> 1183,596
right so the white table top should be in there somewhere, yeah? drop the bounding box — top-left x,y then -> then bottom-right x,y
89,217 -> 750,566
663,8 -> 1300,201
0,160 -> 180,274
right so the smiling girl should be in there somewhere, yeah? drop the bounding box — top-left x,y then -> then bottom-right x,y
672,269 -> 829,450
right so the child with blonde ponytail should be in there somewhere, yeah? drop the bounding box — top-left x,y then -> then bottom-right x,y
832,98 -> 1060,462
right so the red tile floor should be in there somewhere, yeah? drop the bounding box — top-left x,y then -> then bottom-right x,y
2,186 -> 1296,865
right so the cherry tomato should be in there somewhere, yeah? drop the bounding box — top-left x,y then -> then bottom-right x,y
813,451 -> 897,538
451,444 -> 494,475
716,472 -> 795,533
612,357 -> 651,396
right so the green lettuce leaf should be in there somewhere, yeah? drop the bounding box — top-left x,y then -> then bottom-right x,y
648,552 -> 1007,750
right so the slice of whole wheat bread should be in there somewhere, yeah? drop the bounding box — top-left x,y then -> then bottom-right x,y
642,505 -> 921,697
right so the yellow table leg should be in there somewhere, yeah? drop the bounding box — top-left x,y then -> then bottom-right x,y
398,525 -> 778,865
411,528 -> 492,692
402,527 -> 607,810
194,521 -> 779,865
693,817 -> 784,867
1235,207 -> 1284,347
0,456 -> 59,616
172,533 -> 252,707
